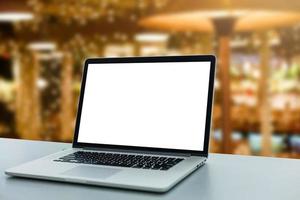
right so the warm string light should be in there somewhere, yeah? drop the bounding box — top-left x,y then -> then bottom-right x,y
26,0 -> 171,26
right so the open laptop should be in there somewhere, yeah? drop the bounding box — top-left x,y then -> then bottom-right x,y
5,55 -> 216,192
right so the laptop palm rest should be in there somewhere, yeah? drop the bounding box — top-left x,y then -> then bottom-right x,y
62,166 -> 121,179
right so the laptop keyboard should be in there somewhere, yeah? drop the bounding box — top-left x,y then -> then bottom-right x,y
54,151 -> 184,170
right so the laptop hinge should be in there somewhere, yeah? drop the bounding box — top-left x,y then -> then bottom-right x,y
82,147 -> 192,157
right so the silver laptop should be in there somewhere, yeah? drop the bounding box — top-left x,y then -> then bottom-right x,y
5,55 -> 216,192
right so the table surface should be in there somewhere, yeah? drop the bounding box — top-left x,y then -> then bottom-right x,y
1,138 -> 300,200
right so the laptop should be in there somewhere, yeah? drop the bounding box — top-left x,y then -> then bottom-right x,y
5,55 -> 216,192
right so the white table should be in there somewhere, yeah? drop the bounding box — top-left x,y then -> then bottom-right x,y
1,138 -> 300,200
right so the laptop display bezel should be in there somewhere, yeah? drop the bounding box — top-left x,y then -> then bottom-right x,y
73,55 -> 216,157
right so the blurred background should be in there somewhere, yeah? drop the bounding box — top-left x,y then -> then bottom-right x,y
1,0 -> 300,158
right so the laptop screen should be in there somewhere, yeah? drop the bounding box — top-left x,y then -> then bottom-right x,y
77,61 -> 212,151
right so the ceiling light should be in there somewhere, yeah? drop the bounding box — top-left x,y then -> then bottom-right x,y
135,33 -> 169,43
0,12 -> 33,22
27,42 -> 56,51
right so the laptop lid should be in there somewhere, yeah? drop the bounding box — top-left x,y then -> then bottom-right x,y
73,55 -> 216,157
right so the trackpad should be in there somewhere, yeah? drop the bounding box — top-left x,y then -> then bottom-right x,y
62,166 -> 121,179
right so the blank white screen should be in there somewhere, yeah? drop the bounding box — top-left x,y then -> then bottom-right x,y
78,61 -> 211,151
